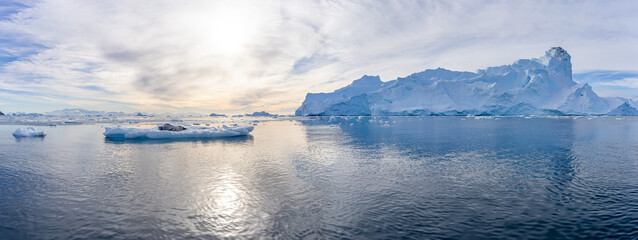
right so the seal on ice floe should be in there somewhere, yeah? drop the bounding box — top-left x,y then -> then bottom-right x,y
158,123 -> 187,131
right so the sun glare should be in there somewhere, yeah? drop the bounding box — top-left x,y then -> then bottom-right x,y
203,3 -> 261,55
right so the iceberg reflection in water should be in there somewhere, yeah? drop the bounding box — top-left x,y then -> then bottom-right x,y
0,117 -> 637,239
103,135 -> 254,145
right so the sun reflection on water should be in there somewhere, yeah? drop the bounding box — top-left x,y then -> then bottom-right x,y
196,168 -> 253,237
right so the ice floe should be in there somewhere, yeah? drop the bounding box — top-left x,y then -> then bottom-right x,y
103,124 -> 254,139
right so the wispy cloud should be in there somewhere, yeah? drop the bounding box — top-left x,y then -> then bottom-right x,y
231,88 -> 285,107
599,78 -> 638,89
574,71 -> 638,97
0,0 -> 637,113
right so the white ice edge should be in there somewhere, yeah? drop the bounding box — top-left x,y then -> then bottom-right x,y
13,127 -> 47,137
103,125 -> 254,139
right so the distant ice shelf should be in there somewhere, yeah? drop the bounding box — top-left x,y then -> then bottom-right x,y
103,125 -> 254,139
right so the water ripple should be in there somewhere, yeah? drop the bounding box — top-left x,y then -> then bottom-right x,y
1,118 -> 638,238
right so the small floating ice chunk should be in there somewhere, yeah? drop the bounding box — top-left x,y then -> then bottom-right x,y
474,116 -> 493,119
104,124 -> 254,139
13,127 -> 46,137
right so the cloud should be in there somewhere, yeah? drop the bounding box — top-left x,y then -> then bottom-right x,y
78,85 -> 117,94
231,88 -> 285,107
599,78 -> 638,89
574,71 -> 638,97
1,0 -> 638,113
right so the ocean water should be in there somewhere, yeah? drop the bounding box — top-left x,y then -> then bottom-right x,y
1,117 -> 638,239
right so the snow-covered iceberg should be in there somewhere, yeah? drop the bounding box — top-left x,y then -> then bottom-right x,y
296,47 -> 633,116
13,127 -> 47,137
104,125 -> 254,139
607,102 -> 638,116
245,111 -> 278,117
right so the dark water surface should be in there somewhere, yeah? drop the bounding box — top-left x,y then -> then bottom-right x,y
1,117 -> 638,239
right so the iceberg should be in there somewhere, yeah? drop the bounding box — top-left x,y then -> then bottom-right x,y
13,127 -> 47,137
296,47 -> 628,116
607,102 -> 638,116
245,111 -> 277,117
48,108 -> 104,116
103,124 -> 254,139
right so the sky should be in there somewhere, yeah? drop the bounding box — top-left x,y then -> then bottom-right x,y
0,0 -> 637,114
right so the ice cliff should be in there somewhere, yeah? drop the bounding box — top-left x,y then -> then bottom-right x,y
296,47 -> 633,116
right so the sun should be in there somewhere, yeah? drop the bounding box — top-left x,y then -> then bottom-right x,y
202,2 -> 262,55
